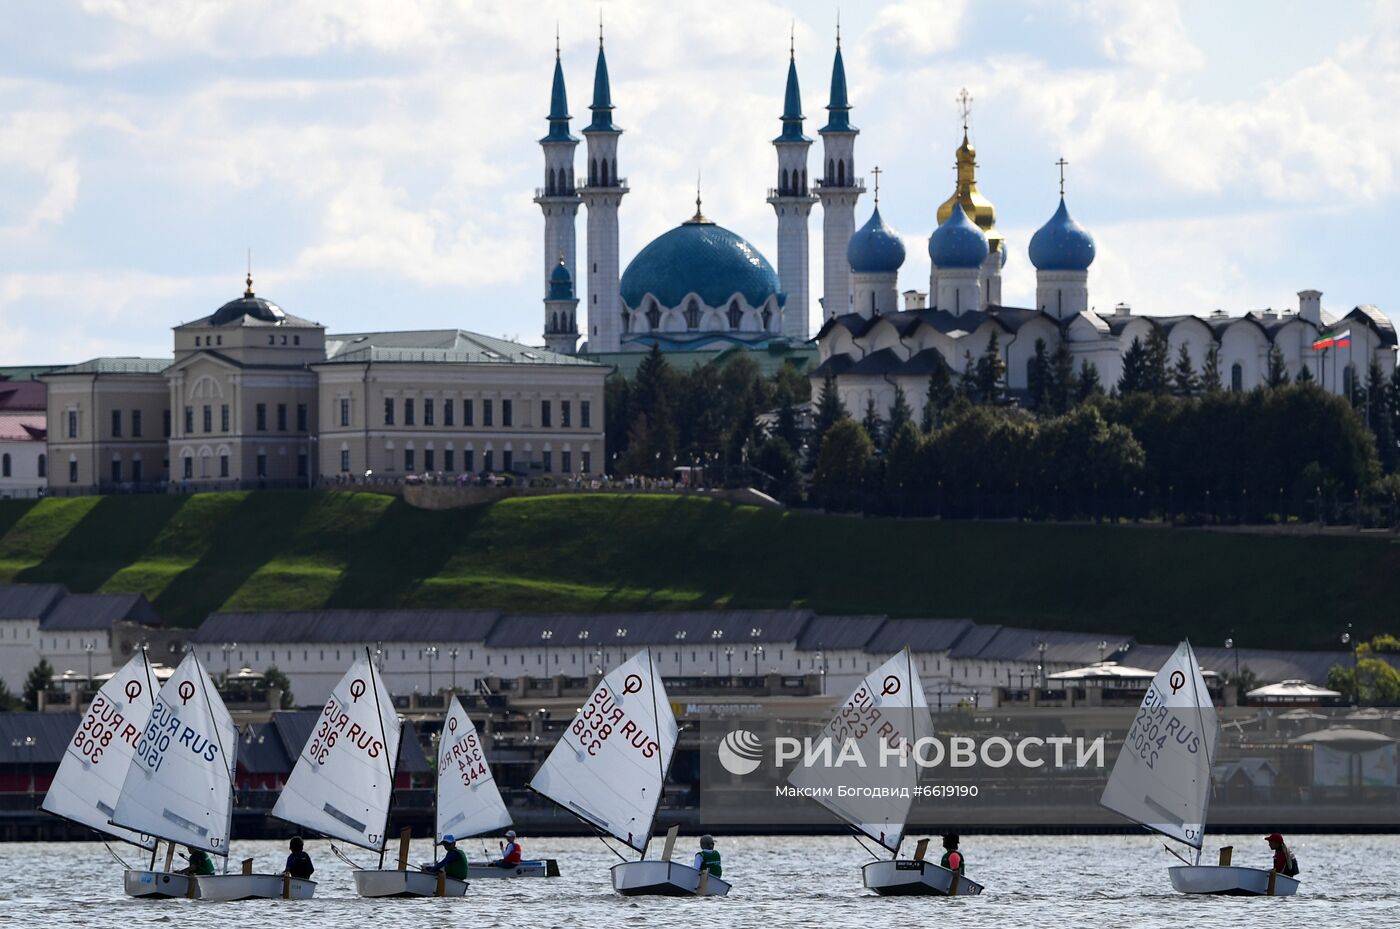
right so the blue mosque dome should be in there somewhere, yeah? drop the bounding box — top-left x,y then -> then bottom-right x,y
548,257 -> 574,300
927,202 -> 988,269
846,206 -> 905,274
1029,197 -> 1095,272
621,209 -> 784,310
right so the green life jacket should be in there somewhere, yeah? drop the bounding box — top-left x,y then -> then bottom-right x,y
940,849 -> 964,874
442,847 -> 468,880
190,850 -> 216,876
699,848 -> 722,878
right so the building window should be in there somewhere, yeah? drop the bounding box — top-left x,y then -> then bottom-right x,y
561,400 -> 571,428
645,302 -> 660,330
1,454 -> 8,477
483,399 -> 493,427
256,403 -> 267,431
502,399 -> 512,427
340,398 -> 351,427
581,400 -> 591,429
340,448 -> 350,472
184,406 -> 194,433
444,449 -> 455,472
685,299 -> 700,329
163,410 -> 171,437
542,450 -> 552,472
277,403 -> 287,431
67,410 -> 77,438
203,405 -> 212,433
131,459 -> 143,483
424,398 -> 434,426
562,450 -> 572,473
183,457 -> 193,479
132,409 -> 143,438
220,454 -> 229,478
404,398 -> 415,426
727,300 -> 742,329
582,450 -> 591,473
297,453 -> 308,478
541,400 -> 552,427
37,454 -> 45,478
296,403 -> 308,432
111,410 -> 122,437
69,459 -> 78,483
464,399 -> 474,426
424,448 -> 435,471
463,449 -> 474,472
384,398 -> 395,425
256,453 -> 267,477
1230,363 -> 1243,392
502,449 -> 513,472
444,399 -> 454,426
404,448 -> 415,471
483,449 -> 493,472
221,404 -> 229,432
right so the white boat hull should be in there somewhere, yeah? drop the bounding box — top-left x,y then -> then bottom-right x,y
467,859 -> 560,879
610,860 -> 731,897
354,868 -> 468,897
194,874 -> 317,901
862,860 -> 984,896
1168,865 -> 1300,896
123,869 -> 193,899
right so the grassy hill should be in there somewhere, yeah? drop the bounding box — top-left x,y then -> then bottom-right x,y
0,490 -> 1395,647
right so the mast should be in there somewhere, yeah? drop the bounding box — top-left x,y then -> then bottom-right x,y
1184,640 -> 1215,866
367,647 -> 399,870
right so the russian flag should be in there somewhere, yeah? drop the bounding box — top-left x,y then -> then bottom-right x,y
1312,329 -> 1351,351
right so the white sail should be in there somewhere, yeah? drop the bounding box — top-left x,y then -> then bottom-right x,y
42,651 -> 160,849
271,656 -> 401,852
529,649 -> 675,853
1100,640 -> 1219,849
436,695 -> 511,841
111,653 -> 238,856
786,648 -> 932,853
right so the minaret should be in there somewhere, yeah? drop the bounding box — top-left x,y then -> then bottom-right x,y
766,31 -> 818,341
578,22 -> 628,353
815,25 -> 864,319
534,34 -> 583,353
543,255 -> 580,354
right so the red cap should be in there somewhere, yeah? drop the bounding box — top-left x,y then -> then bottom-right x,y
1265,832 -> 1283,843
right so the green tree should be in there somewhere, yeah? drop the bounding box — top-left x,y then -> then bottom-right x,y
603,376 -> 632,473
1296,363 -> 1315,384
1201,344 -> 1223,393
632,346 -> 677,475
753,436 -> 801,505
814,419 -> 874,512
1076,360 -> 1103,403
1266,345 -> 1291,388
771,379 -> 804,452
861,397 -> 885,453
1118,336 -> 1148,394
1366,361 -> 1396,471
1327,636 -> 1400,704
883,421 -> 922,515
1144,327 -> 1171,395
0,678 -> 19,711
23,658 -> 54,711
959,350 -> 977,401
1026,338 -> 1050,412
813,372 -> 846,459
1171,343 -> 1198,397
264,666 -> 295,708
974,331 -> 1006,404
1047,341 -> 1077,414
887,385 -> 914,438
922,361 -> 955,432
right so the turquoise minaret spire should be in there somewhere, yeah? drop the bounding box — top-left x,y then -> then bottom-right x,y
535,30 -> 583,354
585,25 -> 618,133
541,39 -> 576,143
776,39 -> 809,144
820,31 -> 856,133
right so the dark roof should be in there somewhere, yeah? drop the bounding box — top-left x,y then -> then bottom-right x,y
193,610 -> 502,645
810,352 -> 857,379
242,712 -> 429,775
795,614 -> 887,650
0,713 -> 80,764
1125,644 -> 1358,686
1346,305 -> 1398,346
865,618 -> 976,655
40,592 -> 159,631
0,584 -> 67,621
844,347 -> 905,376
239,721 -> 293,774
486,610 -> 813,648
897,347 -> 953,376
0,380 -> 45,412
321,330 -> 600,367
951,625 -> 1134,665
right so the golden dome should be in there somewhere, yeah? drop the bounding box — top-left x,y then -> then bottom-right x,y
936,131 -> 1004,255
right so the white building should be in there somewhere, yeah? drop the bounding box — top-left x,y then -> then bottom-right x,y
0,584 -> 162,692
0,379 -> 48,498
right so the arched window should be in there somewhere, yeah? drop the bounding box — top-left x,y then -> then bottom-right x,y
37,454 -> 45,478
1231,363 -> 1243,392
781,168 -> 789,194
871,291 -> 878,315
801,168 -> 807,194
599,159 -> 608,186
761,308 -> 773,330
622,312 -> 632,334
611,158 -> 617,185
827,158 -> 834,183
550,311 -> 558,332
685,299 -> 701,329
645,300 -> 661,331
1,453 -> 9,477
589,158 -> 597,185
727,300 -> 742,329
837,160 -> 846,186
546,168 -> 555,195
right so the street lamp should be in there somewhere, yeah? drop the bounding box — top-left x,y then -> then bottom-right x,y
613,627 -> 628,670
448,647 -> 460,692
816,650 -> 827,696
577,630 -> 590,671
1035,639 -> 1048,689
222,642 -> 237,682
83,640 -> 96,686
541,630 -> 554,676
11,736 -> 36,794
711,630 -> 723,675
1225,634 -> 1241,685
674,629 -> 687,675
1342,624 -> 1357,704
753,645 -> 765,676
724,646 -> 735,678
1097,640 -> 1107,664
425,645 -> 438,694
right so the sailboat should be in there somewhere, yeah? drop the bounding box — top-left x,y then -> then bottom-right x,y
789,648 -> 982,896
42,651 -> 163,891
436,694 -> 559,879
269,653 -> 438,897
530,648 -> 727,896
112,652 -> 316,901
1101,640 -> 1299,897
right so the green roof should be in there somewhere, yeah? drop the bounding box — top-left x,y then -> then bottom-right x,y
320,330 -> 602,367
47,358 -> 172,376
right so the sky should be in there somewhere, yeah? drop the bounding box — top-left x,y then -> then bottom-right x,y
0,0 -> 1397,364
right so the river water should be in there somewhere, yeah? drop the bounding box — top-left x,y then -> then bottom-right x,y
3,833 -> 1385,929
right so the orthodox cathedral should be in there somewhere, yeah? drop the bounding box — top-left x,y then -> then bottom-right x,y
536,30 -> 1396,421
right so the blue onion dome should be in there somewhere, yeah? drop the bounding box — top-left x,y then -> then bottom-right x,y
927,202 -> 988,269
621,216 -> 784,310
1029,197 -> 1095,271
548,257 -> 574,300
847,206 -> 906,273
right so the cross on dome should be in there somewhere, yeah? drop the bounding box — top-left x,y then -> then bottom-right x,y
1056,157 -> 1068,196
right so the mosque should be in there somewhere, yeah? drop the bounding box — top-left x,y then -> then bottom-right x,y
536,30 -> 1396,419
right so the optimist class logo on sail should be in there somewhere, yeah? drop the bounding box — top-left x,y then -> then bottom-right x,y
443,715 -> 491,786
569,673 -> 661,759
1124,681 -> 1205,770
